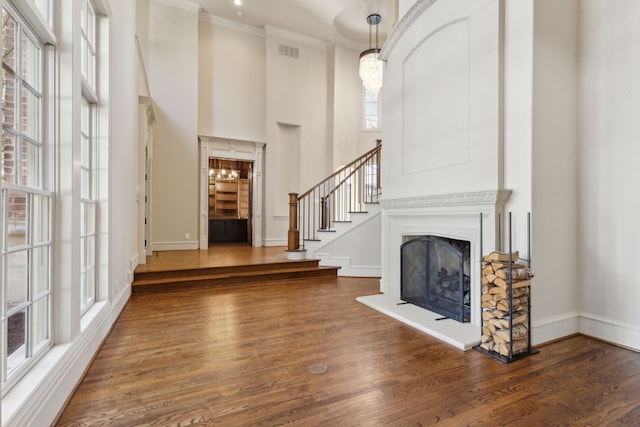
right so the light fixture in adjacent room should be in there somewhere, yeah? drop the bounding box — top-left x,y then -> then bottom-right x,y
359,13 -> 383,96
234,0 -> 242,6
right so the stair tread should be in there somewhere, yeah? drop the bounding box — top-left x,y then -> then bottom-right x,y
134,260 -> 318,277
133,265 -> 339,286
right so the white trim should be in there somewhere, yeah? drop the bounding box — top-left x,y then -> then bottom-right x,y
92,0 -> 111,17
263,238 -> 288,247
579,313 -> 640,351
380,190 -> 513,209
199,136 -> 265,249
200,13 -> 265,38
1,287 -> 130,427
152,241 -> 199,251
379,0 -> 439,61
265,25 -> 331,50
9,0 -> 57,45
151,0 -> 200,14
315,254 -> 381,278
138,96 -> 156,124
531,312 -> 580,346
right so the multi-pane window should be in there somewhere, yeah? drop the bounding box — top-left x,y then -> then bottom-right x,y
80,97 -> 96,314
364,89 -> 381,130
1,3 -> 51,386
80,0 -> 96,89
80,0 -> 98,314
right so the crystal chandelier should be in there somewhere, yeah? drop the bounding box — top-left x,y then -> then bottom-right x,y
359,14 -> 383,96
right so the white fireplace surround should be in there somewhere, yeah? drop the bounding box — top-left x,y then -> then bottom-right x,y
357,189 -> 511,350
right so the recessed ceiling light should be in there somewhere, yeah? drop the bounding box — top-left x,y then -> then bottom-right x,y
234,0 -> 242,6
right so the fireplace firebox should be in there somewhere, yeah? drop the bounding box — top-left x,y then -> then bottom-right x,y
401,236 -> 471,322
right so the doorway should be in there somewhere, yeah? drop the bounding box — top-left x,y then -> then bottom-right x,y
207,158 -> 253,244
199,136 -> 265,249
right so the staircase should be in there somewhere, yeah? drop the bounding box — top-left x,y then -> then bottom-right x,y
287,142 -> 382,277
132,259 -> 339,294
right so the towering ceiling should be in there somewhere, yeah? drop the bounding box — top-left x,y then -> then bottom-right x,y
193,0 -> 393,47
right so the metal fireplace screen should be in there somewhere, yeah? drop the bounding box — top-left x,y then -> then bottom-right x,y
401,236 -> 470,322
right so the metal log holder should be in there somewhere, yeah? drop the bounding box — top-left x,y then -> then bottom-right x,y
474,212 -> 538,363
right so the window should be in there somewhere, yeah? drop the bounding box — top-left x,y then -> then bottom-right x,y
1,2 -> 51,388
80,97 -> 97,314
80,0 -> 96,89
363,89 -> 382,131
79,0 -> 99,314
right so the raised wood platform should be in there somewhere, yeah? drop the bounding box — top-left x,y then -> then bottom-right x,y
133,245 -> 339,294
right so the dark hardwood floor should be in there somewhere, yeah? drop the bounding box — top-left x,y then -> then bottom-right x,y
56,248 -> 640,426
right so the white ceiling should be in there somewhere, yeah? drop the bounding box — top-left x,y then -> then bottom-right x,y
194,0 -> 391,48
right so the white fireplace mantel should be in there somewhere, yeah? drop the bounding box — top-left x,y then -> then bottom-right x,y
379,190 -> 512,210
358,189 -> 512,350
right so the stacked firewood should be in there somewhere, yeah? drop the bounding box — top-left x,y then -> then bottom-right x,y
480,251 -> 533,357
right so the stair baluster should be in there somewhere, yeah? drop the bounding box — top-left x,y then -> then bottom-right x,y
287,141 -> 381,253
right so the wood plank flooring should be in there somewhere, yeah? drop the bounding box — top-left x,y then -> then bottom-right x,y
134,245 -> 294,273
56,273 -> 640,426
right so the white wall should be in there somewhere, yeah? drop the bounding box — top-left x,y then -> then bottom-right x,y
383,0 -> 503,200
263,29 -> 330,245
528,0 -> 580,344
136,0 -> 150,82
111,0 -> 140,297
198,17 -> 266,142
503,0 -> 533,259
197,20 -> 372,247
146,0 -> 200,250
578,0 -> 640,349
331,43 -> 381,169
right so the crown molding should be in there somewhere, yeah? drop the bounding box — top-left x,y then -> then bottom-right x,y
199,12 -> 265,37
151,0 -> 201,14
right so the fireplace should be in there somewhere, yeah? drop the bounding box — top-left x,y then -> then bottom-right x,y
401,236 -> 471,322
356,190 -> 511,349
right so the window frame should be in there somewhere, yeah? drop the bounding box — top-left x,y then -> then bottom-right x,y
363,88 -> 382,132
80,0 -> 97,91
1,1 -> 52,393
79,96 -> 97,315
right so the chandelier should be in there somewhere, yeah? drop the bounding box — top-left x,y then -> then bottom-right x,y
359,14 -> 383,96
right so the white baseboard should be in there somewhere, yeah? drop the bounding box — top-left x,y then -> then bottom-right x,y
531,311 -> 640,351
316,254 -> 381,277
263,238 -> 287,247
152,241 -> 199,251
531,312 -> 580,346
2,286 -> 131,427
579,313 -> 640,351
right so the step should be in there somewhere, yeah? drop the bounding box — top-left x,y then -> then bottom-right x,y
134,259 -> 321,282
132,263 -> 340,294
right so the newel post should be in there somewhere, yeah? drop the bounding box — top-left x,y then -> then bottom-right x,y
288,193 -> 299,251
376,139 -> 382,190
